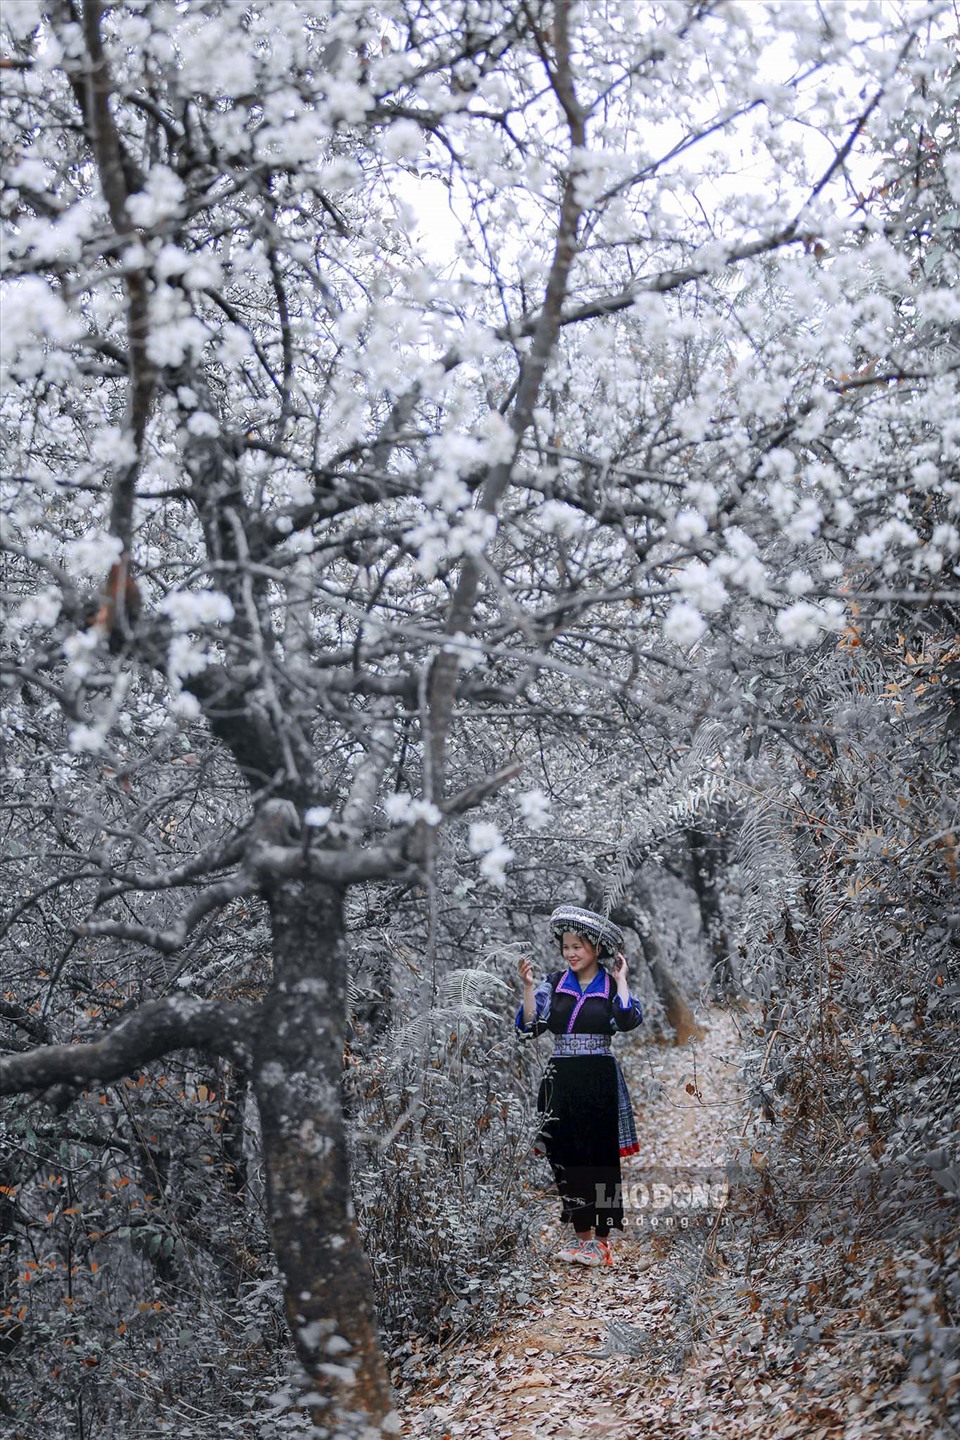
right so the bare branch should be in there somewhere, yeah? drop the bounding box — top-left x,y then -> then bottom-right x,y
98,830 -> 250,901
341,703 -> 398,840
0,997 -> 254,1096
442,762 -> 524,818
76,874 -> 251,953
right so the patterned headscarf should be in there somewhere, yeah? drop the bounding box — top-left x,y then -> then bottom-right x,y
549,904 -> 624,960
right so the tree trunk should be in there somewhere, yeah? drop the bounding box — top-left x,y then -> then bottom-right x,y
635,922 -> 706,1046
686,824 -> 738,998
253,875 -> 395,1434
607,891 -> 705,1045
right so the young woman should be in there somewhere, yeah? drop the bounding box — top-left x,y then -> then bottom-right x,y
516,903 -> 643,1268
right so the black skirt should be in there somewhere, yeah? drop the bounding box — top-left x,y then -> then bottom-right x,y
536,1055 -> 624,1233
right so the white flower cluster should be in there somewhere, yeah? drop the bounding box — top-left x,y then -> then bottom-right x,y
673,508 -> 709,544
63,531 -> 124,578
407,510 -> 498,580
167,634 -> 208,682
379,119 -> 423,163
518,789 -> 552,831
384,793 -> 443,827
63,629 -> 100,679
774,600 -> 846,647
534,500 -> 584,539
663,601 -> 707,647
855,519 -> 919,562
944,152 -> 960,203
11,590 -> 61,632
0,277 -> 82,379
322,78 -> 374,125
428,414 -> 516,485
676,560 -> 728,614
407,418 -> 515,577
468,821 -> 515,888
783,497 -> 824,544
68,723 -> 106,755
160,589 -> 236,630
89,427 -> 138,468
177,22 -> 257,96
711,530 -> 767,597
441,632 -> 486,670
304,806 -> 333,829
125,166 -> 186,229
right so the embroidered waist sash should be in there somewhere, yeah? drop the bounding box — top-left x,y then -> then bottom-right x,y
546,1035 -> 640,1157
552,1034 -> 612,1056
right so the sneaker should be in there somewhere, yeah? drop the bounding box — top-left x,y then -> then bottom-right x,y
573,1239 -> 605,1267
557,1237 -> 589,1263
573,1239 -> 614,1267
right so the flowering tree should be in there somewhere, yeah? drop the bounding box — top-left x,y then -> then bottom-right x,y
2,0 -> 957,1431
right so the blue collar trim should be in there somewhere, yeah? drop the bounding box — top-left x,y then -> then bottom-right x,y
556,968 -> 610,998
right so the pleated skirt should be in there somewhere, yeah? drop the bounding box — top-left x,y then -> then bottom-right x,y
536,1055 -> 624,1231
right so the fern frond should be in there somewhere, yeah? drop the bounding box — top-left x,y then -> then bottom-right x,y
728,798 -> 804,999
385,967 -> 508,1068
603,722 -> 729,914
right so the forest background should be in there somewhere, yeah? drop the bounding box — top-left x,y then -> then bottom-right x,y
0,1 -> 957,1437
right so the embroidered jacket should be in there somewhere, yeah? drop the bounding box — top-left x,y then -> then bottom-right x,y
516,967 -> 643,1037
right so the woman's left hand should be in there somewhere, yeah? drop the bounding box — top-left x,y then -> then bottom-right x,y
611,951 -> 629,982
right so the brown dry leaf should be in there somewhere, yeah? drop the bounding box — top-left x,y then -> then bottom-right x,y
502,1370 -> 552,1393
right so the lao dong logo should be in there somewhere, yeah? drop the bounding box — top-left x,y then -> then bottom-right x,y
598,1171 -> 732,1228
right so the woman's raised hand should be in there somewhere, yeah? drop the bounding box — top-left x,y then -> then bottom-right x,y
611,951 -> 629,981
517,956 -> 535,986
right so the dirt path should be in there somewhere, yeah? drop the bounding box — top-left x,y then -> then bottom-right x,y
395,1006 -> 749,1439
394,1007 -> 935,1440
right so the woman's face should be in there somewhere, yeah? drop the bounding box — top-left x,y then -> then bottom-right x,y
562,931 -> 599,973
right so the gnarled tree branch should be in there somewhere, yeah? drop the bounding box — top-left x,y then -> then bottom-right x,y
0,997 -> 254,1096
76,873 -> 251,953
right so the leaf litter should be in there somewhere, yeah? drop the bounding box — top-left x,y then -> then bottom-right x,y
394,1006 -> 937,1439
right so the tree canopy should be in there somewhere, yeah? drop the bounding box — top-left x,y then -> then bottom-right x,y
1,2 -> 957,1435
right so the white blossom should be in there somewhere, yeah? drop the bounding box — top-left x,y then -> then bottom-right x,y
518,789 -> 552,831
125,167 -> 186,228
0,277 -> 82,366
774,600 -> 843,646
90,427 -> 137,467
63,531 -> 124,578
468,821 -> 503,856
944,152 -> 960,203
384,793 -> 442,827
663,603 -> 707,647
784,498 -> 824,544
63,630 -> 100,678
474,412 -> 516,465
324,80 -> 374,124
68,723 -> 105,754
169,691 -> 201,721
423,472 -> 471,514
380,120 -> 423,163
12,590 -> 61,630
442,632 -> 485,669
304,806 -> 333,829
535,500 -> 583,539
479,842 -> 515,888
676,561 -> 728,614
673,509 -> 709,544
785,570 -> 814,596
161,590 -> 236,630
185,411 -> 220,438
168,634 -> 208,680
912,461 -> 939,491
